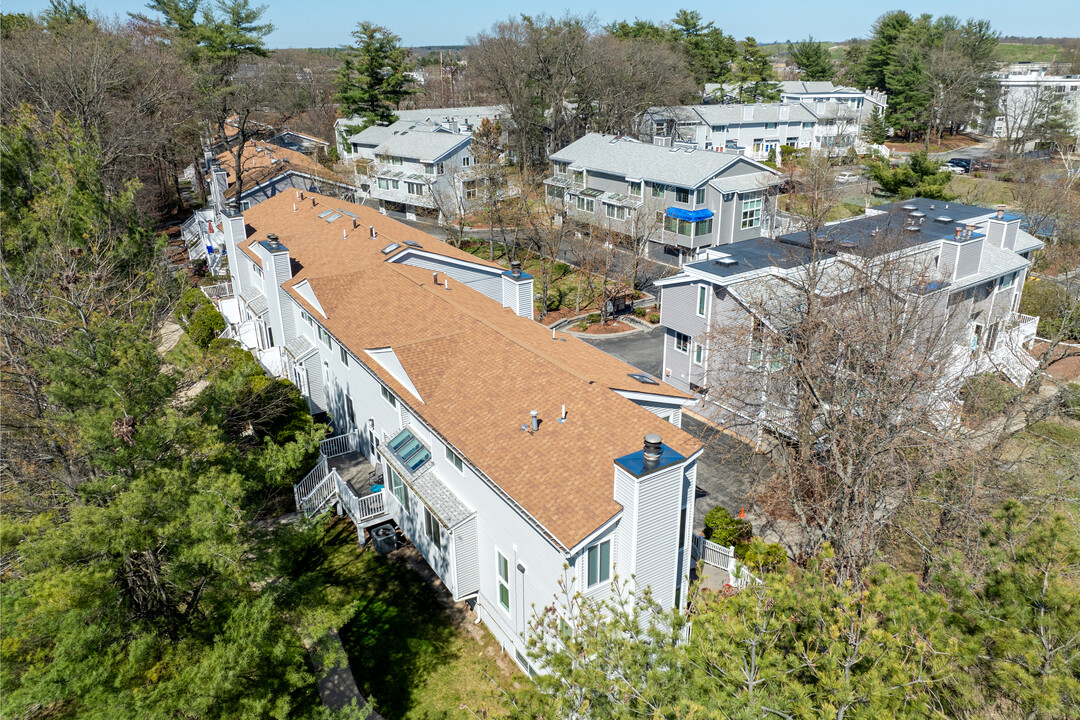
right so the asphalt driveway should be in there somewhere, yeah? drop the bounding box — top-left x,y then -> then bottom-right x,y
584,327 -> 769,531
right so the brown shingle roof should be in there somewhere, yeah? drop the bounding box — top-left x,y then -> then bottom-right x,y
214,141 -> 349,198
239,193 -> 701,549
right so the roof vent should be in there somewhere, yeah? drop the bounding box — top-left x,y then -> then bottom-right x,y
900,204 -> 918,211
714,257 -> 738,267
906,225 -> 921,232
530,410 -> 539,432
839,240 -> 858,249
909,211 -> 926,219
381,243 -> 400,255
935,215 -> 953,224
642,434 -> 663,471
668,146 -> 681,153
510,260 -> 522,278
369,225 -> 376,239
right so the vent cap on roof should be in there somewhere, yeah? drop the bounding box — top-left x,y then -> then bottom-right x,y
901,204 -> 918,211
714,257 -> 738,267
935,215 -> 954,224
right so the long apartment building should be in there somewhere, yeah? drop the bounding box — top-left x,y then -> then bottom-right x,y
655,197 -> 1043,444
545,133 -> 782,262
215,191 -> 701,673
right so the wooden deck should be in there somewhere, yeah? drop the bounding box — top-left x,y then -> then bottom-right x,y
328,452 -> 380,499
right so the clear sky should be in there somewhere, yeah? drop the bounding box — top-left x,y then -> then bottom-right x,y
6,0 -> 1078,48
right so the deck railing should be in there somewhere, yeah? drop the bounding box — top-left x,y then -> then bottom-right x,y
691,533 -> 759,589
320,430 -> 359,459
201,281 -> 233,300
294,455 -> 329,511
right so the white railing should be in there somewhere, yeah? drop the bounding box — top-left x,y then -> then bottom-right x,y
1010,312 -> 1039,349
692,534 -> 735,569
294,455 -> 329,510
320,430 -> 359,459
201,282 -> 233,300
219,324 -> 239,341
691,533 -> 760,590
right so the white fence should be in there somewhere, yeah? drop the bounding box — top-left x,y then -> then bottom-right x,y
691,534 -> 758,590
201,282 -> 233,300
319,430 -> 359,459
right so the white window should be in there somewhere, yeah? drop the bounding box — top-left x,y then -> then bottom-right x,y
319,327 -> 332,347
240,200 -> 252,211
711,124 -> 726,132
652,182 -> 665,198
390,179 -> 399,190
377,178 -> 389,190
694,344 -> 704,364
675,187 -> 690,203
406,182 -> 423,196
301,310 -> 313,326
628,181 -> 642,197
339,344 -> 348,366
389,466 -> 409,511
999,271 -> 1017,290
463,179 -> 477,199
497,551 -> 510,612
345,395 -> 356,427
424,507 -> 442,549
695,218 -> 713,236
461,155 -> 471,168
765,122 -> 777,130
381,385 -> 397,408
697,285 -> 707,317
391,156 -> 403,166
605,204 -> 626,220
674,331 -> 690,353
573,170 -> 584,185
695,187 -> 705,204
741,192 -> 763,230
586,539 -> 611,588
445,446 -> 463,473
553,161 -> 568,176
252,261 -> 263,278
576,196 -> 594,213
752,139 -> 763,154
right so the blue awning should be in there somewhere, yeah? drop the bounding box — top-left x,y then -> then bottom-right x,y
666,207 -> 713,222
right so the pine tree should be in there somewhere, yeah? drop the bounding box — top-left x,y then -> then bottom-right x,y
334,21 -> 413,128
788,36 -> 834,81
862,106 -> 889,144
733,37 -> 781,102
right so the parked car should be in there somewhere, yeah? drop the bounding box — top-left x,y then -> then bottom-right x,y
944,164 -> 966,175
836,172 -> 860,183
945,158 -> 971,173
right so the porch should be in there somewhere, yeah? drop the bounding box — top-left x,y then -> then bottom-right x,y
294,431 -> 392,537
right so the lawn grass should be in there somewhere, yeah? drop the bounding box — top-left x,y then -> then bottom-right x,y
284,519 -> 518,720
948,175 -> 1017,207
994,43 -> 1066,64
778,193 -> 866,222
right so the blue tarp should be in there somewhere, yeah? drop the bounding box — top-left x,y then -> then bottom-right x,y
666,207 -> 713,222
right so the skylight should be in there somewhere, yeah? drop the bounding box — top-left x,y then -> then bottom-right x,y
317,209 -> 334,218
714,257 -> 738,267
381,243 -> 401,255
324,213 -> 341,222
388,427 -> 431,473
404,240 -> 422,248
628,372 -> 660,385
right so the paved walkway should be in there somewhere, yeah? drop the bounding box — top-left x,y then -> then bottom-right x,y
310,629 -> 383,720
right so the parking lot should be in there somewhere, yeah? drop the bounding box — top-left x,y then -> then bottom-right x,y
583,327 -> 770,531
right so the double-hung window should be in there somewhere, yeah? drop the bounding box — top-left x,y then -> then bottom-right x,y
628,181 -> 642,197
652,182 -> 666,198
694,344 -> 704,364
695,187 -> 705,204
461,156 -> 471,168
381,385 -> 397,408
576,196 -> 594,213
445,446 -> 463,473
674,331 -> 690,353
697,285 -> 707,317
406,182 -> 423,196
695,218 -> 713,236
377,178 -> 389,190
389,467 -> 410,511
345,395 -> 356,426
999,271 -> 1017,290
675,187 -> 690,203
741,191 -> 763,230
390,156 -> 403,166
319,327 -> 332,347
497,551 -> 510,612
424,507 -> 442,549
339,344 -> 348,366
586,539 -> 611,588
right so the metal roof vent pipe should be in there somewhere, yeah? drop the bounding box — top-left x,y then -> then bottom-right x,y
997,204 -> 1006,219
369,225 -> 376,239
643,434 -> 662,471
433,271 -> 439,285
511,260 -> 522,279
530,410 -> 539,432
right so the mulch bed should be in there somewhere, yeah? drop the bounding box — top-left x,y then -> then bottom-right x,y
1030,341 -> 1080,381
579,320 -> 635,334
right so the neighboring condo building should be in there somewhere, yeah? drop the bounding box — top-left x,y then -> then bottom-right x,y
545,133 -> 782,261
213,191 -> 702,673
655,198 -> 1043,445
982,67 -> 1080,146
